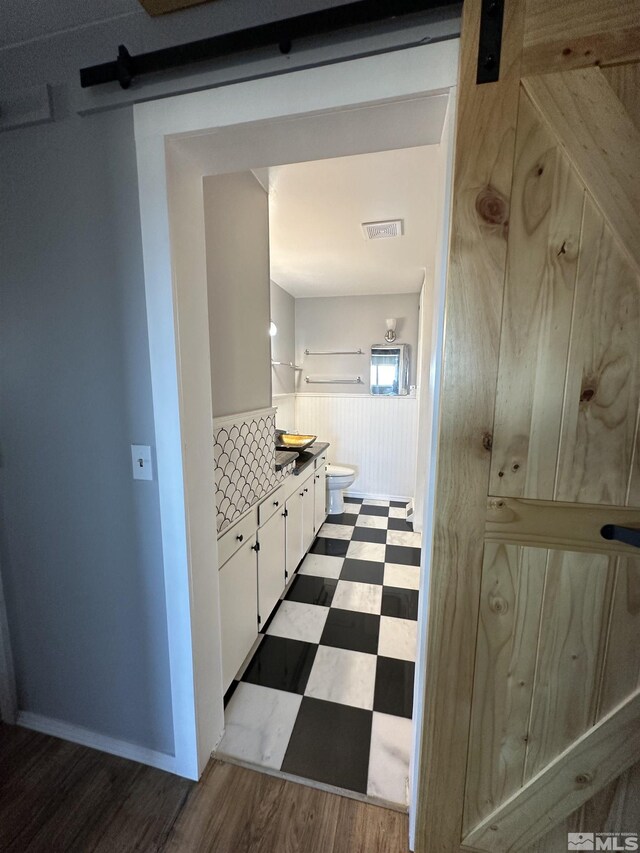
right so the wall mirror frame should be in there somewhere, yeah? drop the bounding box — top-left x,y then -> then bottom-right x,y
370,343 -> 410,396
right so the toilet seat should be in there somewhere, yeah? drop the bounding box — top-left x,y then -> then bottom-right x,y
327,464 -> 355,478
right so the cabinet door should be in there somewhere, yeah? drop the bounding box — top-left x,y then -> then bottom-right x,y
314,461 -> 327,533
285,491 -> 304,577
257,509 -> 286,626
301,476 -> 315,554
218,536 -> 258,693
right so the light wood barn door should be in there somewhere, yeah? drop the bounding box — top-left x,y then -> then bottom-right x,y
416,3 -> 640,852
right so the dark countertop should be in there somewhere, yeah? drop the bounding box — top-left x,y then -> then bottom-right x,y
274,450 -> 298,471
292,442 -> 330,477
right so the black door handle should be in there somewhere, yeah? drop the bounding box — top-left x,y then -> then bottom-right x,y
236,534 -> 244,542
273,500 -> 279,507
601,525 -> 640,548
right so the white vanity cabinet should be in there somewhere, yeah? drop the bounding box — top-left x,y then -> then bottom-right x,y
313,454 -> 327,534
300,472 -> 316,555
217,450 -> 329,691
218,531 -> 258,693
285,488 -> 304,577
256,485 -> 287,627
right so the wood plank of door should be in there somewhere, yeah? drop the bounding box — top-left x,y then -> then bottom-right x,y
486,496 -> 640,555
522,1 -> 640,75
414,0 -> 527,849
462,689 -> 640,853
524,68 -> 640,276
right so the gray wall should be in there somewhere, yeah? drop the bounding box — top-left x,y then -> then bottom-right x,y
295,293 -> 420,394
270,282 -> 296,396
204,173 -> 272,418
0,107 -> 174,752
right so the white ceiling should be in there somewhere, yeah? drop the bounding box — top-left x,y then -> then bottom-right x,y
263,145 -> 441,298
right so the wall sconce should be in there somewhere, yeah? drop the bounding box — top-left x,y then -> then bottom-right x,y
269,321 -> 278,337
384,318 -> 397,343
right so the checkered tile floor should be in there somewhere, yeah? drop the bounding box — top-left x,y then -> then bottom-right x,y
216,497 -> 420,808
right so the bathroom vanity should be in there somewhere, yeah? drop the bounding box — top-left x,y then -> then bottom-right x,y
217,443 -> 328,692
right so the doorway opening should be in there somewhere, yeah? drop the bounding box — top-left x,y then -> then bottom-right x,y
211,145 -> 437,809
133,39 -> 457,843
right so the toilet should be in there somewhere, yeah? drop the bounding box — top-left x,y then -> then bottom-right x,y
326,464 -> 357,515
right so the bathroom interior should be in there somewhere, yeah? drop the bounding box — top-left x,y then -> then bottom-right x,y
203,138 -> 446,811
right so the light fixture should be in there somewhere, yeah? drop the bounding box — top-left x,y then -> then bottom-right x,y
269,321 -> 278,337
384,318 -> 397,343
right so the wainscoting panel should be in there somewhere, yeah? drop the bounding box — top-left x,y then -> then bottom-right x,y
273,394 -> 296,432
295,394 -> 418,499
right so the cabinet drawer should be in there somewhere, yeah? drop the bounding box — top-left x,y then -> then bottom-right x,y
314,454 -> 327,470
218,509 -> 257,568
258,483 -> 286,527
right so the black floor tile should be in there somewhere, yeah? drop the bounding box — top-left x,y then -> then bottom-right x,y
374,657 -> 415,719
390,500 -> 408,508
241,635 -> 317,694
320,608 -> 380,654
223,679 -> 240,709
385,544 -> 421,566
381,587 -> 419,620
310,537 -> 350,558
340,559 -> 384,585
326,513 -> 357,526
344,496 -> 363,504
387,517 -> 413,532
285,575 -> 338,607
281,697 -> 372,793
359,505 -> 389,517
351,527 -> 387,544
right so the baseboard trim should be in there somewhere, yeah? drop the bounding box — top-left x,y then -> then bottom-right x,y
17,711 -> 179,775
345,490 -> 412,503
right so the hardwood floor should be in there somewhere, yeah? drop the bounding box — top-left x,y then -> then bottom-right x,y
0,723 -> 410,852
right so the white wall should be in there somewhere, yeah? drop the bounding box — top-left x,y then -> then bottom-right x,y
295,293 -> 420,393
204,173 -> 272,418
270,281 -> 296,397
296,395 -> 418,499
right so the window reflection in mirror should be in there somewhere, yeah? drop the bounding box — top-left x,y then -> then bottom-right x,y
370,344 -> 410,396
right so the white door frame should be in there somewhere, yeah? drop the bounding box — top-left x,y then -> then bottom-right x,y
133,41 -> 459,785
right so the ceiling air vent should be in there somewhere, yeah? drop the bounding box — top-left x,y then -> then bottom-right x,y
362,219 -> 404,240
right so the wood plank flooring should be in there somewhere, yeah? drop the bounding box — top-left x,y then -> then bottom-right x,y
0,723 -> 410,852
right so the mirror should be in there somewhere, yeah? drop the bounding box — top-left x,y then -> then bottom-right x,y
370,344 -> 410,396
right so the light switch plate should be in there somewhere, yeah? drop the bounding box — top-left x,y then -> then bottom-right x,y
131,445 -> 153,481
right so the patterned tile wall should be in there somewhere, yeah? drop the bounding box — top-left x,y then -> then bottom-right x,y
214,410 -> 295,534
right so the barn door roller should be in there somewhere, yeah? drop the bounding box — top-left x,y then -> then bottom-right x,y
476,0 -> 504,84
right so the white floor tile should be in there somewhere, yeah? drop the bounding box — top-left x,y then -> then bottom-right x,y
317,523 -> 353,540
305,646 -> 376,710
266,600 -> 328,644
378,616 -> 418,661
388,507 -> 407,519
298,553 -> 344,579
384,563 -> 420,591
355,514 -> 388,530
217,682 -> 301,770
386,530 -> 422,548
332,580 -> 382,615
362,499 -> 389,507
342,502 -> 361,514
346,541 -> 386,563
367,712 -> 412,805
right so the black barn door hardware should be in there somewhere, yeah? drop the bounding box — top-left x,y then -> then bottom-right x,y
80,0 -> 460,89
476,0 -> 504,84
600,525 -> 640,549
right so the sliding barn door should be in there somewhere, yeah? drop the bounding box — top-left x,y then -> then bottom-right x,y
417,2 -> 640,851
